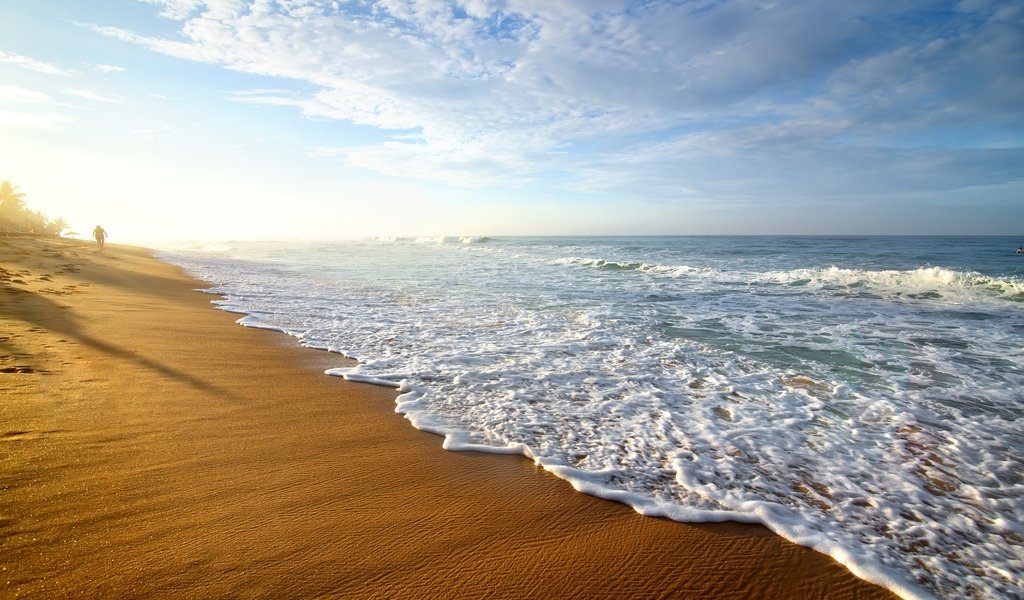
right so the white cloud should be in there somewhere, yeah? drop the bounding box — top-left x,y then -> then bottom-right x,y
92,64 -> 127,73
61,89 -> 125,104
129,125 -> 172,135
0,50 -> 78,76
95,0 -> 1024,198
0,84 -> 54,104
140,0 -> 207,20
0,109 -> 73,129
307,146 -> 346,158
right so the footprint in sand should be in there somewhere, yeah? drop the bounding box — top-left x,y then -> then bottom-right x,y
41,286 -> 76,296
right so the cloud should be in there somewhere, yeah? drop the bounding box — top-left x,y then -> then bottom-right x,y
0,109 -> 73,129
307,146 -> 346,158
0,50 -> 78,76
0,85 -> 79,114
92,64 -> 127,73
139,0 -> 207,20
61,89 -> 125,104
0,84 -> 55,104
97,0 -> 1024,197
129,125 -> 173,136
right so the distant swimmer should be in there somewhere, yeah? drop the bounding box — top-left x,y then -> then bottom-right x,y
1018,247 -> 1023,255
93,225 -> 107,251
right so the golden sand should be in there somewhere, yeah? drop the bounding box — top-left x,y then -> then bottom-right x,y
0,237 -> 894,598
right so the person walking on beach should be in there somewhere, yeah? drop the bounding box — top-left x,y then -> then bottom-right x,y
93,225 -> 107,251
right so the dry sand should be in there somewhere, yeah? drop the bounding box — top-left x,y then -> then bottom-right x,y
0,236 -> 895,599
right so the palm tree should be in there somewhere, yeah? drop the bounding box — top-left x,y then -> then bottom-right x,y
47,217 -> 70,236
26,210 -> 45,234
0,180 -> 27,232
0,180 -> 26,214
0,181 -> 67,237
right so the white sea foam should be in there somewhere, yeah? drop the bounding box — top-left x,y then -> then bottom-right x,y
761,265 -> 1024,301
369,235 -> 492,245
157,239 -> 241,253
551,256 -> 713,278
554,256 -> 1024,304
157,237 -> 1024,600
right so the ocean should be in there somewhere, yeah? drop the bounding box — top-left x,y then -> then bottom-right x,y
159,236 -> 1024,599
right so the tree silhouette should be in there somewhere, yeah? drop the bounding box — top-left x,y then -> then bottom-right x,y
47,217 -> 69,236
0,180 -> 67,236
0,180 -> 27,226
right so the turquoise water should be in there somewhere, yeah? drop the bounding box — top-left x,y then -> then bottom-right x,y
162,236 -> 1024,599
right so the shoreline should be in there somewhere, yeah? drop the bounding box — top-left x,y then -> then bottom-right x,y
1,237 -> 895,598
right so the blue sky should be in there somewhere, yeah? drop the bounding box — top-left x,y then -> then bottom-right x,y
1,0 -> 1021,240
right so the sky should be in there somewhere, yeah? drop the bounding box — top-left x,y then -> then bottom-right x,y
0,0 -> 1021,241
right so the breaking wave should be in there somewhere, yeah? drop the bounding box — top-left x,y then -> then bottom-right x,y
554,257 -> 1024,303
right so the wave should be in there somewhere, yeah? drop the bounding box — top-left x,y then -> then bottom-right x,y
452,236 -> 492,244
551,256 -> 712,277
764,265 -> 1024,302
372,236 -> 493,245
154,240 -> 241,254
553,257 -> 1024,303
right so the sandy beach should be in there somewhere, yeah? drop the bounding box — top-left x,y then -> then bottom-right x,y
0,236 -> 894,599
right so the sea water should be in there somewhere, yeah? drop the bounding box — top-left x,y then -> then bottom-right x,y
159,236 -> 1024,599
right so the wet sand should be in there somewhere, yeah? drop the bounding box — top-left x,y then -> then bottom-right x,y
0,236 -> 896,599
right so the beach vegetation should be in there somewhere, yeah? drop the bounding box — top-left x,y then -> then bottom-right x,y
0,180 -> 68,237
